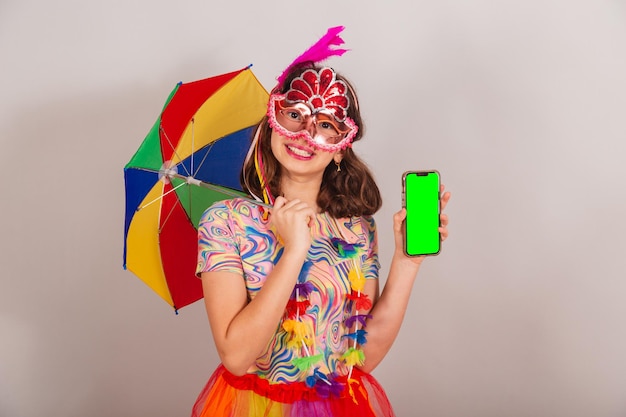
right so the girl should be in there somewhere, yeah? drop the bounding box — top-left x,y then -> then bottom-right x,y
193,29 -> 450,417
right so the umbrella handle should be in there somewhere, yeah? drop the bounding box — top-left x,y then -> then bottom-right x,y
167,172 -> 272,209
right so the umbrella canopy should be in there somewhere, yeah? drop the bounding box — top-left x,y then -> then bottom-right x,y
123,66 -> 269,312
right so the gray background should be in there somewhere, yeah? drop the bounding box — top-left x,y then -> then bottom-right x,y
2,1 -> 626,416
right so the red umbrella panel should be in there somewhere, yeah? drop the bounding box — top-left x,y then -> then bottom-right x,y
123,66 -> 269,311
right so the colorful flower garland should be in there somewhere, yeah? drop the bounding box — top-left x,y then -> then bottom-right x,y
281,236 -> 373,402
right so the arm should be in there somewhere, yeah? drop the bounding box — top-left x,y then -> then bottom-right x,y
358,187 -> 451,373
201,197 -> 315,376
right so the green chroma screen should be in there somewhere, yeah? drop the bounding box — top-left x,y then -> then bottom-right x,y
404,171 -> 440,256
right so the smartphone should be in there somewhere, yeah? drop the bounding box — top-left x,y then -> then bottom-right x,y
402,171 -> 441,256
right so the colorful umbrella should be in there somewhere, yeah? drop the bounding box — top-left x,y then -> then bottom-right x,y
123,66 -> 269,312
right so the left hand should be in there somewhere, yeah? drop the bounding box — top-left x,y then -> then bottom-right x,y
393,184 -> 451,265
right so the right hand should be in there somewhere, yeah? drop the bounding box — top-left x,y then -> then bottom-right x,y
269,196 -> 316,257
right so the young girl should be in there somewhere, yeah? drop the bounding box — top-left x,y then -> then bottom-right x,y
193,28 -> 450,417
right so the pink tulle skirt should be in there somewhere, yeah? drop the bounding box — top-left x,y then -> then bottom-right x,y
191,365 -> 395,417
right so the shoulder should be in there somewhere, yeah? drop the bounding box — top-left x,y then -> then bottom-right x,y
199,198 -> 267,228
355,215 -> 378,252
356,215 -> 377,237
360,215 -> 377,228
201,197 -> 262,216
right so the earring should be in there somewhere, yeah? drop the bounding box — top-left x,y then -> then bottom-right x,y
335,160 -> 341,172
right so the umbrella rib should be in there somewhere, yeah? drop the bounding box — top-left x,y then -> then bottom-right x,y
160,125 -> 191,177
194,141 -> 215,177
186,172 -> 194,222
138,181 -> 186,211
166,172 -> 271,208
191,118 -> 195,177
159,187 -> 184,233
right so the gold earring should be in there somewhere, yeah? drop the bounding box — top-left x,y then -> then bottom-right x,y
335,160 -> 341,172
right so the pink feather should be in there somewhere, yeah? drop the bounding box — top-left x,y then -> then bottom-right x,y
276,26 -> 348,86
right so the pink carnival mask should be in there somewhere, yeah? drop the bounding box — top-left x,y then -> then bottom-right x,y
267,67 -> 358,152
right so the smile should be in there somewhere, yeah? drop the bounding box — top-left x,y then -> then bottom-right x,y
286,144 -> 314,159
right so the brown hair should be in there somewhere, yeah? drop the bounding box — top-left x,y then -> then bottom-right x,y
241,63 -> 382,218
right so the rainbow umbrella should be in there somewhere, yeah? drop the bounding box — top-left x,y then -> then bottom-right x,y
123,66 -> 269,312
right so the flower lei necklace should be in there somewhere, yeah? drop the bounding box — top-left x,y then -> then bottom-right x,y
281,215 -> 373,402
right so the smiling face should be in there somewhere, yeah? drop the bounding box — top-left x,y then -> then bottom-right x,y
242,64 -> 363,205
270,128 -> 339,183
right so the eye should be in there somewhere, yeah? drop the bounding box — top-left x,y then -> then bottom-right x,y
319,121 -> 333,130
287,111 -> 301,121
317,120 -> 340,134
281,108 -> 305,124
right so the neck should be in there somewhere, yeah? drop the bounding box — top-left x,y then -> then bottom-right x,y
280,175 -> 322,211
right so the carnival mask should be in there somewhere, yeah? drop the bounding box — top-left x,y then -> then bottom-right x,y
268,67 -> 357,152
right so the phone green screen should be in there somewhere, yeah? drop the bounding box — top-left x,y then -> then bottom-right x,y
403,171 -> 441,256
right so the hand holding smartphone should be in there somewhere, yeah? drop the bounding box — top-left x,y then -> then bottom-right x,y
402,171 -> 441,256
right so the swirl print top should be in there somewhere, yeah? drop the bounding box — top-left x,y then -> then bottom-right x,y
196,198 -> 380,384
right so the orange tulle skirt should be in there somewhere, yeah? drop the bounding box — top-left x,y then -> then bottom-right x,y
191,365 -> 395,417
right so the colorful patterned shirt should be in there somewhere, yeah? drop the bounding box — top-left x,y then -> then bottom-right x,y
197,198 -> 380,384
